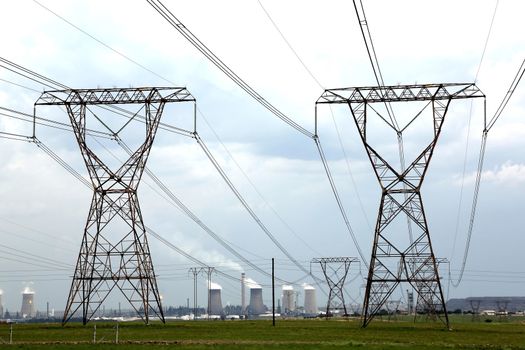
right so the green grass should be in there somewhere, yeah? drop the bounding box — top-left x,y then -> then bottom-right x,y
1,316 -> 524,349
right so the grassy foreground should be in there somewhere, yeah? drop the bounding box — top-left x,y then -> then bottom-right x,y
1,316 -> 524,349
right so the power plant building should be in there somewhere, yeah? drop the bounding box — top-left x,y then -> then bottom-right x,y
282,285 -> 295,313
304,285 -> 318,314
21,287 -> 35,318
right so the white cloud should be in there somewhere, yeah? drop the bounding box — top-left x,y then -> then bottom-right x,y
481,162 -> 525,185
454,162 -> 525,187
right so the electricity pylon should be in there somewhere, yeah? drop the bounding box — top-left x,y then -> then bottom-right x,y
35,87 -> 195,324
316,83 -> 485,328
311,257 -> 358,317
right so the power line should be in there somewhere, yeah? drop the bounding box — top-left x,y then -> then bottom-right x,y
19,3 -> 338,286
0,56 -> 195,139
451,58 -> 525,287
0,106 -> 114,139
194,132 -> 316,279
256,0 -> 322,89
255,0 -> 373,236
0,56 -> 307,287
314,137 -> 368,267
450,0 -> 500,278
255,0 -> 368,263
115,138 -> 295,284
0,216 -> 77,247
145,0 -> 314,139
351,0 -> 397,129
32,0 -> 173,87
487,59 -> 525,132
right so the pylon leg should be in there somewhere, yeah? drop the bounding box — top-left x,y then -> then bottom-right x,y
362,191 -> 448,327
63,191 -> 164,324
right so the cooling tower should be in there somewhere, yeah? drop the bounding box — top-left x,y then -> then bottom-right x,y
304,285 -> 317,314
21,288 -> 35,318
208,283 -> 223,315
282,285 -> 295,313
248,287 -> 265,315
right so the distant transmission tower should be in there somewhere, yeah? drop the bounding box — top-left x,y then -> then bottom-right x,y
35,87 -> 195,324
470,299 -> 481,321
316,83 -> 485,328
311,257 -> 358,317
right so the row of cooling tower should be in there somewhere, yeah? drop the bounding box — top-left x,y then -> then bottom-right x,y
208,278 -> 317,316
0,288 -> 36,319
0,283 -> 316,318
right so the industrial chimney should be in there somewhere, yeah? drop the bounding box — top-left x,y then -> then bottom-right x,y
304,284 -> 317,315
21,287 -> 35,318
208,282 -> 223,315
0,289 -> 3,318
282,285 -> 295,314
241,273 -> 246,315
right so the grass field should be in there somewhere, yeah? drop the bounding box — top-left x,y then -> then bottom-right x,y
1,316 -> 524,349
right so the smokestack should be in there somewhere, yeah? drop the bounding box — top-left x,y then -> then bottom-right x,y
0,290 -> 3,318
249,287 -> 265,315
282,285 -> 295,314
21,287 -> 35,318
241,273 -> 246,314
304,285 -> 317,314
208,282 -> 223,315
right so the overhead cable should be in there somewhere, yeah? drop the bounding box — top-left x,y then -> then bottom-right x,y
256,0 -> 373,233
452,58 -> 525,287
486,58 -> 525,132
314,136 -> 368,268
351,0 -> 397,129
450,0 -> 499,268
17,4 -> 332,286
0,57 -> 304,286
145,0 -> 315,139
116,138 -> 295,284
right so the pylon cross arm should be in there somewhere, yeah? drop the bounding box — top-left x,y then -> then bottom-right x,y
35,87 -> 195,105
317,83 -> 484,104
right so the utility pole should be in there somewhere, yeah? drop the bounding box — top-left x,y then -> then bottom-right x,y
272,258 -> 275,326
204,267 -> 215,320
189,267 -> 200,319
188,266 -> 215,320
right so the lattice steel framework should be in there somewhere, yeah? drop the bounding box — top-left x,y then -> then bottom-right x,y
35,87 -> 195,324
311,257 -> 358,316
316,83 -> 485,328
470,299 -> 481,322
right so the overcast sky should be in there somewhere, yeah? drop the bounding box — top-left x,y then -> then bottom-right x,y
0,0 -> 524,315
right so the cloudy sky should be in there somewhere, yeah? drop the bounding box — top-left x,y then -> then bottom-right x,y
0,0 -> 524,315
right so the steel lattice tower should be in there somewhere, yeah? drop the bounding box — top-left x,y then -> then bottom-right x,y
316,83 -> 485,328
311,257 -> 358,317
35,87 -> 195,325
